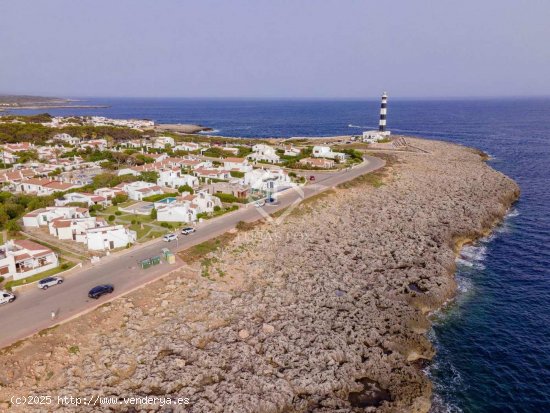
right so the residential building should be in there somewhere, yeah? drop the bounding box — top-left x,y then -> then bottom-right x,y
283,145 -> 301,157
155,191 -> 221,223
173,142 -> 202,152
247,144 -> 280,164
243,168 -> 295,192
52,133 -> 81,145
48,216 -> 108,243
93,187 -> 126,200
23,206 -> 90,228
157,168 -> 199,189
86,225 -> 137,251
0,239 -> 59,281
299,157 -> 335,169
223,157 -> 252,172
153,136 -> 175,148
312,146 -> 347,161
55,192 -> 110,207
15,178 -> 80,195
205,181 -> 250,199
193,167 -> 231,181
116,181 -> 164,201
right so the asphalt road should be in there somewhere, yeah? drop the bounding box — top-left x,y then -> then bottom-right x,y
0,156 -> 385,348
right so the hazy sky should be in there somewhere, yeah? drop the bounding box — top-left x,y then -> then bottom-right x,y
1,0 -> 549,98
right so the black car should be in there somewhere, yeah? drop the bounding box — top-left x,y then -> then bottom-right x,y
88,284 -> 114,299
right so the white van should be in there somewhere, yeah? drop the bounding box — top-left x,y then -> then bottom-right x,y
0,291 -> 16,305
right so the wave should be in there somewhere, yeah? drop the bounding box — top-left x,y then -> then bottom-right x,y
198,129 -> 221,134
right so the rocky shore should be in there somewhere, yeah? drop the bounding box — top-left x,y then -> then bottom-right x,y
0,137 -> 519,412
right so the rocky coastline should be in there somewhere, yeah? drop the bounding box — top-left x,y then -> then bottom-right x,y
0,137 -> 519,412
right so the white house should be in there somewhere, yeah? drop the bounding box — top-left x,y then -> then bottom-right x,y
223,157 -> 252,172
23,206 -> 90,228
93,187 -> 127,200
153,136 -> 175,148
86,225 -> 137,251
173,142 -> 202,152
155,191 -> 221,222
157,169 -> 199,189
16,178 -> 79,195
243,168 -> 295,192
0,239 -> 59,281
48,216 -> 108,243
52,133 -> 81,145
312,146 -> 347,161
116,181 -> 164,201
247,144 -> 280,164
55,192 -> 109,207
193,167 -> 231,181
81,139 -> 108,151
283,145 -> 301,157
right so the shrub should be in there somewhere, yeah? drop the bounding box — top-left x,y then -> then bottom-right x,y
160,222 -> 172,229
114,211 -> 122,216
6,219 -> 21,234
214,205 -> 221,212
177,185 -> 194,194
112,193 -> 128,205
150,208 -> 157,220
108,215 -> 115,222
230,171 -> 245,178
131,219 -> 137,225
0,276 -> 4,284
61,263 -> 70,270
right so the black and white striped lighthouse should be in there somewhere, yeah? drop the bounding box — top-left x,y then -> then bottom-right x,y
378,92 -> 388,132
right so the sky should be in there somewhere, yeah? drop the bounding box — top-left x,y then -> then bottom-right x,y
0,0 -> 549,99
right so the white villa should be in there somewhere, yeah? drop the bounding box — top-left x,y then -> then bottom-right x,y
223,157 -> 252,172
86,225 -> 136,251
0,239 -> 59,281
154,136 -> 175,148
157,168 -> 199,189
23,206 -> 90,228
174,142 -> 202,152
52,133 -> 81,145
15,178 -> 79,195
247,144 -> 280,164
243,168 -> 295,192
55,192 -> 110,207
155,191 -> 221,223
115,181 -> 164,201
48,216 -> 108,243
312,146 -> 347,161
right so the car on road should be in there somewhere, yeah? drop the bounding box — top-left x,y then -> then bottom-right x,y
163,233 -> 178,242
37,276 -> 64,290
309,175 -> 316,181
0,291 -> 16,305
88,284 -> 114,299
181,227 -> 196,235
254,200 -> 265,208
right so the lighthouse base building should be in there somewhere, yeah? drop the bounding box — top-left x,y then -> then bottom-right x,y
362,129 -> 391,143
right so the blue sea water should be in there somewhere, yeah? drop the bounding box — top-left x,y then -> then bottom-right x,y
9,97 -> 550,412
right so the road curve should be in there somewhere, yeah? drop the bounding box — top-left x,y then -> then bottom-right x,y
0,155 -> 385,349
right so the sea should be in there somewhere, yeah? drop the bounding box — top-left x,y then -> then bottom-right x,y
10,97 -> 550,412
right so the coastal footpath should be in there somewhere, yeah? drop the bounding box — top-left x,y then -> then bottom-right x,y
0,137 -> 519,412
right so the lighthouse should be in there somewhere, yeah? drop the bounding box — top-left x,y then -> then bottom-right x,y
378,92 -> 388,132
361,91 -> 391,143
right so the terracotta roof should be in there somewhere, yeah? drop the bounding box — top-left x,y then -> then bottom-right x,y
225,157 -> 245,163
14,239 -> 50,252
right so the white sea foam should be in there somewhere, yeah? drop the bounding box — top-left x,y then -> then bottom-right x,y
198,129 -> 220,134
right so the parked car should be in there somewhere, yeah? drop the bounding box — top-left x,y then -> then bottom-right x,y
163,233 -> 178,242
37,276 -> 64,290
0,291 -> 16,305
254,200 -> 265,208
309,175 -> 316,181
181,227 -> 196,235
88,284 -> 114,299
